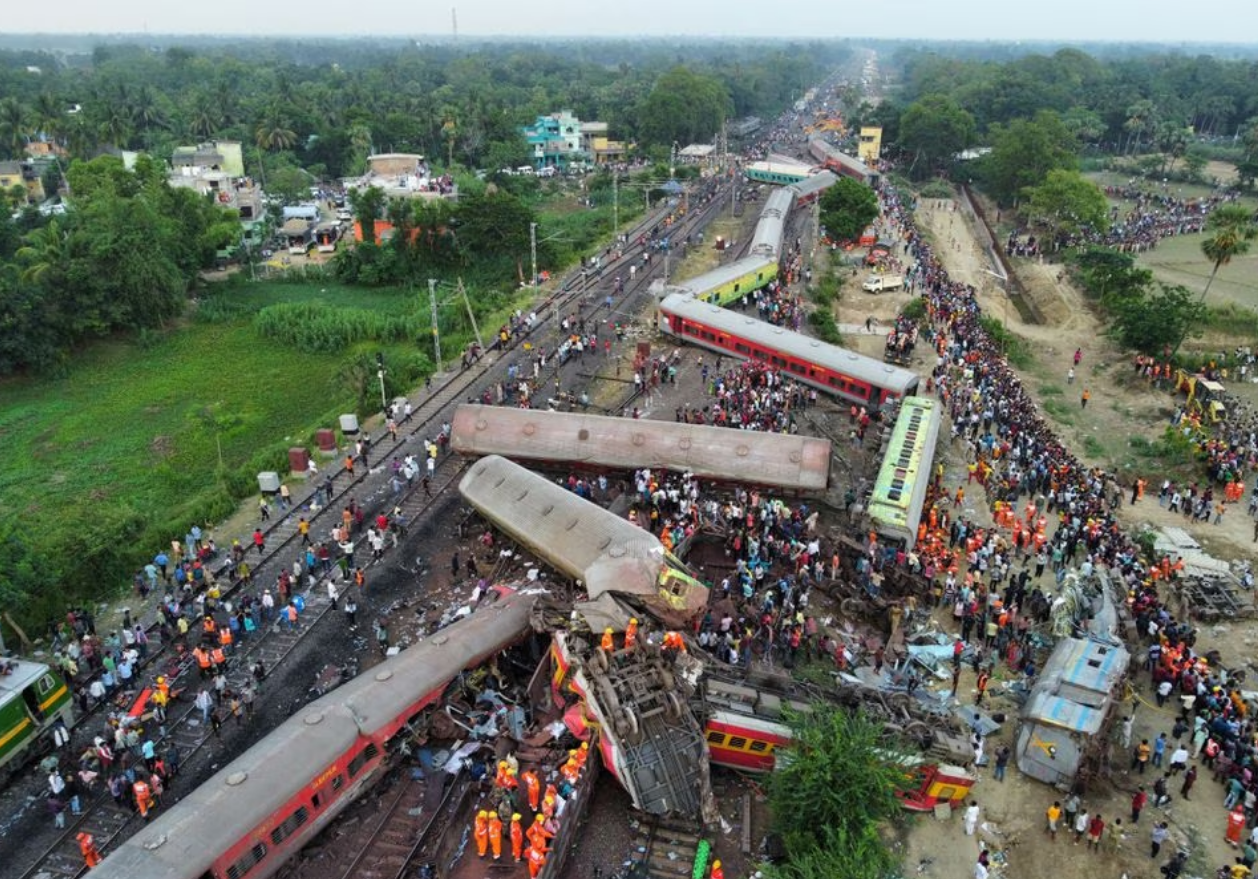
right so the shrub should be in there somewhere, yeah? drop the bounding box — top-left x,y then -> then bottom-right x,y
254,302 -> 428,353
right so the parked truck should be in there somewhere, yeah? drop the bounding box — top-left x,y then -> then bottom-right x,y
862,274 -> 904,294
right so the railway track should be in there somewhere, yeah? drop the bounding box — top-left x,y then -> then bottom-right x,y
7,183 -> 732,879
626,815 -> 708,879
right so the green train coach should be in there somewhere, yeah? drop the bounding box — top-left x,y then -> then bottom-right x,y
0,658 -> 74,771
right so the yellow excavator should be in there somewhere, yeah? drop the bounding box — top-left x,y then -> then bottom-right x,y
1174,369 -> 1227,424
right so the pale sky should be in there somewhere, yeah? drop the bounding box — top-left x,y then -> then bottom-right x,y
7,0 -> 1255,44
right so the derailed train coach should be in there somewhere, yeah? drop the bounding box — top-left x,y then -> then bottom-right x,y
87,592 -> 537,879
449,404 -> 831,493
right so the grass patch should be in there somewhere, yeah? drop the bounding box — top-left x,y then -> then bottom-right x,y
1082,435 -> 1106,457
1041,398 -> 1075,424
979,316 -> 1032,368
1038,384 -> 1064,397
808,308 -> 843,344
0,274 -> 534,627
1201,301 -> 1258,337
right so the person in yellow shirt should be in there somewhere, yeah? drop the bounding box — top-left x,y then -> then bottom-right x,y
1046,801 -> 1062,840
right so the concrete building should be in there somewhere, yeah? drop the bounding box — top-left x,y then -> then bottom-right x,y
0,160 -> 46,205
858,127 -> 883,164
521,112 -> 624,169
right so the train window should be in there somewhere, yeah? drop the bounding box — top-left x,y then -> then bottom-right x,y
348,743 -> 380,779
226,843 -> 268,879
770,355 -> 786,367
727,736 -> 748,750
37,675 -> 55,695
734,343 -> 751,355
748,741 -> 769,753
270,806 -> 309,845
332,774 -> 344,791
751,350 -> 767,362
706,730 -> 727,745
788,362 -> 806,375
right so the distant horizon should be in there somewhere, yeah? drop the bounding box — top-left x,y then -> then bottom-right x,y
3,0 -> 1257,47
3,32 -> 1258,48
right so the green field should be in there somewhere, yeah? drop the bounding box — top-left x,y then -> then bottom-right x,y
0,278 -> 458,621
1133,234 -> 1258,312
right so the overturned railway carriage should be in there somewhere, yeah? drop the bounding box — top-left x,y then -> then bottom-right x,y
807,138 -> 878,185
657,293 -> 919,409
459,455 -> 708,619
787,170 -> 838,207
866,396 -> 941,550
450,404 -> 831,492
674,256 -> 780,307
88,593 -> 536,879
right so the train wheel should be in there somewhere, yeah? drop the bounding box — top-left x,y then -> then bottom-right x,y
595,680 -> 622,716
654,666 -> 676,691
618,707 -> 640,738
664,691 -> 685,721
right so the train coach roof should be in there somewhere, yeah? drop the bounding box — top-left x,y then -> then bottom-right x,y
459,455 -> 663,603
761,186 -> 796,217
93,707 -> 360,878
0,658 -> 50,698
450,404 -> 830,492
788,170 -> 838,198
660,294 -> 918,393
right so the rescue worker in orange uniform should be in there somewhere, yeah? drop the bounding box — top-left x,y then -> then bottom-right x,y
510,813 -> 525,861
488,811 -> 503,859
526,814 -> 553,852
560,753 -> 580,785
574,741 -> 590,770
494,760 -> 515,790
526,842 -> 548,879
474,810 -> 490,858
711,860 -> 725,879
541,784 -> 559,819
521,769 -> 541,812
133,776 -> 153,820
624,618 -> 639,650
77,831 -> 102,867
601,627 -> 615,652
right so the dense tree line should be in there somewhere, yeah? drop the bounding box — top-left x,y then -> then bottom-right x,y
0,154 -> 239,373
0,40 -> 842,178
854,47 -> 1258,200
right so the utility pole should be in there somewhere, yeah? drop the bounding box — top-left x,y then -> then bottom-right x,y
376,352 -> 387,411
612,171 -> 619,241
529,222 -> 538,289
457,277 -> 483,351
427,278 -> 441,367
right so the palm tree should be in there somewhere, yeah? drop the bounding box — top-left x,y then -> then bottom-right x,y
188,94 -> 223,141
15,220 -> 66,285
0,97 -> 29,158
131,86 -> 168,148
32,92 -> 64,147
254,115 -> 298,153
1198,204 -> 1257,303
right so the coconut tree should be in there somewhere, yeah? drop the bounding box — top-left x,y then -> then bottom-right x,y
0,97 -> 29,158
15,220 -> 67,285
254,113 -> 298,153
1198,204 -> 1257,303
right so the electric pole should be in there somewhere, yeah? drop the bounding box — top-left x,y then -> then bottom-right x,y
530,222 -> 538,289
427,278 -> 441,367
